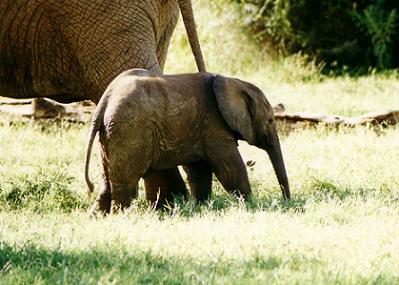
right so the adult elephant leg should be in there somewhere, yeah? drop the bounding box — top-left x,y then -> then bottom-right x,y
144,168 -> 188,208
183,161 -> 213,202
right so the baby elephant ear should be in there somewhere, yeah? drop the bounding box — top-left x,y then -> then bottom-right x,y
213,75 -> 255,144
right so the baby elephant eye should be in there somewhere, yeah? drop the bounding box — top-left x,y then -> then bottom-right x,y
268,118 -> 274,124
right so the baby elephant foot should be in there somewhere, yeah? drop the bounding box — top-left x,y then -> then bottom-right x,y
88,192 -> 112,218
234,190 -> 252,202
110,188 -> 137,214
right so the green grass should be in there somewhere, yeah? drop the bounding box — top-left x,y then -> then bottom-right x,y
1,206 -> 399,284
1,122 -> 398,284
1,0 -> 399,284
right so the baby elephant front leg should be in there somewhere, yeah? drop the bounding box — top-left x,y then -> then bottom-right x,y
207,143 -> 251,199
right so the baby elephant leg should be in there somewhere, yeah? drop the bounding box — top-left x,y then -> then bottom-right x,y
110,177 -> 139,213
90,175 -> 137,215
183,161 -> 213,202
207,144 -> 251,199
88,181 -> 112,217
88,154 -> 112,217
144,168 -> 188,208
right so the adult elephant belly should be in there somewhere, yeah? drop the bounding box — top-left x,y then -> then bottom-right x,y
0,0 -> 179,103
0,20 -> 87,102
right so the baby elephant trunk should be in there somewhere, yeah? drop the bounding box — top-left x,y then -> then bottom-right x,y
264,130 -> 291,199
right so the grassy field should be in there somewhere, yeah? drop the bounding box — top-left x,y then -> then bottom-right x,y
1,1 -> 399,284
1,122 -> 398,284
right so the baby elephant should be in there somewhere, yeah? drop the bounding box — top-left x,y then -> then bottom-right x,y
85,69 -> 290,215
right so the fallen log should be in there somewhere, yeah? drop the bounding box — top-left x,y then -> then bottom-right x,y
273,107 -> 399,131
0,98 -> 398,128
0,99 -> 33,105
344,110 -> 399,126
0,98 -> 94,123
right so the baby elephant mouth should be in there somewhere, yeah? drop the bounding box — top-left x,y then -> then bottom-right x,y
246,160 -> 256,167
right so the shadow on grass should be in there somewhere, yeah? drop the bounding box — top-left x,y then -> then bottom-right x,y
0,242 -> 285,285
1,241 -> 397,285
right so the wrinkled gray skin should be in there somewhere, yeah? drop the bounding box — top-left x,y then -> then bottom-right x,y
85,69 -> 291,215
0,0 -> 205,102
0,0 -> 206,205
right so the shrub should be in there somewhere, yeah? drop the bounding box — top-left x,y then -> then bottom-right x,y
0,173 -> 87,212
352,0 -> 398,69
231,0 -> 399,71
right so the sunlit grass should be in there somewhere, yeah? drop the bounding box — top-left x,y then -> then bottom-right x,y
1,122 -> 398,284
240,126 -> 399,198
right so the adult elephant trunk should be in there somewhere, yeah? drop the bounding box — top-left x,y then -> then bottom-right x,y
265,129 -> 291,199
178,0 -> 206,72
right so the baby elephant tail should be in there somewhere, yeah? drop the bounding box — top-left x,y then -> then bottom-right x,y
85,121 -> 99,194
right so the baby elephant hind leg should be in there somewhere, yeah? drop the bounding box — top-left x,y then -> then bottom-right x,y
88,152 -> 112,217
108,150 -> 149,213
109,173 -> 140,214
207,144 -> 251,200
183,160 -> 213,203
89,181 -> 112,217
144,168 -> 188,209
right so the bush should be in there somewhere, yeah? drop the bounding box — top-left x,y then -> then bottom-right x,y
0,173 -> 87,212
352,0 -> 398,69
231,0 -> 399,71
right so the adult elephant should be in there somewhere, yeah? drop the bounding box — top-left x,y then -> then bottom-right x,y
0,0 -> 205,102
0,0 -> 206,207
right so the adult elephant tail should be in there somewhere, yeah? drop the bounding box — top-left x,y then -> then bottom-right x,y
178,0 -> 206,72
